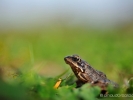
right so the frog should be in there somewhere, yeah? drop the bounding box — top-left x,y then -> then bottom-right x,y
64,55 -> 119,93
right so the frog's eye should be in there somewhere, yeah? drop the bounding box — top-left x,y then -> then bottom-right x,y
72,56 -> 80,62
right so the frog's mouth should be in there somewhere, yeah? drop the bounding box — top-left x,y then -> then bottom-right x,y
64,56 -> 83,73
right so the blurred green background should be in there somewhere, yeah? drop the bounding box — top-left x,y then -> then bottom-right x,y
0,26 -> 133,80
0,1 -> 133,100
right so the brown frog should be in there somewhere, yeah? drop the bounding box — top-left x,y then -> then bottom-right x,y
64,55 -> 119,93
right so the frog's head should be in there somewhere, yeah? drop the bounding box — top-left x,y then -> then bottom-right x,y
64,55 -> 87,74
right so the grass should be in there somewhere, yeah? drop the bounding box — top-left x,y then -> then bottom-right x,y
0,26 -> 133,100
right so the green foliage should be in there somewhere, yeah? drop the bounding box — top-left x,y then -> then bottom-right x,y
0,71 -> 101,100
0,79 -> 26,100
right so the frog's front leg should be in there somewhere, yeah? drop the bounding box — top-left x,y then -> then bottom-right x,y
78,72 -> 92,82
